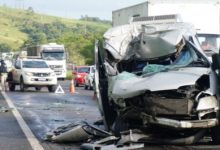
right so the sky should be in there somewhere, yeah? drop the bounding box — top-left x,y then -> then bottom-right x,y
0,0 -> 219,32
149,3 -> 220,33
0,0 -> 146,20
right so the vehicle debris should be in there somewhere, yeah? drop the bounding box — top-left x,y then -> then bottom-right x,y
81,129 -> 146,150
45,121 -> 111,143
94,14 -> 220,145
81,143 -> 144,150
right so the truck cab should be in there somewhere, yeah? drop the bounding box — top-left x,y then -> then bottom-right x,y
27,43 -> 67,80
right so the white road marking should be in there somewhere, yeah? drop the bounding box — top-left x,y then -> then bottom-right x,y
1,91 -> 44,150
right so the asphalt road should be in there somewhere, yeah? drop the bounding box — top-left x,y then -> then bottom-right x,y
5,80 -> 100,150
3,80 -> 220,150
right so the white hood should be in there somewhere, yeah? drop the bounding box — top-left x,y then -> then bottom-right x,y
109,67 -> 210,100
23,68 -> 53,73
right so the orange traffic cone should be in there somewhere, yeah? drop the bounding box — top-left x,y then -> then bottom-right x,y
69,79 -> 75,94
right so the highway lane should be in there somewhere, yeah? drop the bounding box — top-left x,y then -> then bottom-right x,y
5,80 -> 100,150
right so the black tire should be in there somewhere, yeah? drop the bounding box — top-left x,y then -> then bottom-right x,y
9,83 -> 15,91
58,78 -> 65,81
74,80 -> 79,87
35,87 -> 41,91
84,85 -> 88,90
89,82 -> 93,90
211,124 -> 220,144
20,77 -> 26,92
48,85 -> 56,92
7,72 -> 13,82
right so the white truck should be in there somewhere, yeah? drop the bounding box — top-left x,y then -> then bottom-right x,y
26,43 -> 67,80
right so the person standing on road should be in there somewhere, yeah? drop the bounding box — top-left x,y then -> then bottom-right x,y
0,60 -> 7,91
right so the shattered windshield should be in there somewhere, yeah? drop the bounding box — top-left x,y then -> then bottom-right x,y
42,51 -> 65,60
116,40 -> 209,76
140,43 -> 207,75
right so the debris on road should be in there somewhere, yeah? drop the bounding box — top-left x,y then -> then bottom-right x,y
45,121 -> 111,142
81,129 -> 146,150
0,105 -> 12,112
81,143 -> 144,150
46,120 -> 146,150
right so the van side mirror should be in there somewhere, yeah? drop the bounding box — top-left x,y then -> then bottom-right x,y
212,53 -> 220,70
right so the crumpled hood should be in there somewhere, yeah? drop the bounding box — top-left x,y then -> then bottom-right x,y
109,67 -> 210,100
104,22 -> 196,61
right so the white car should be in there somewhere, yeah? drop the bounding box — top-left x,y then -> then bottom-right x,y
84,65 -> 95,90
7,59 -> 57,92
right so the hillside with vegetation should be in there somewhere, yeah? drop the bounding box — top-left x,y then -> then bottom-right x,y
0,6 -> 111,65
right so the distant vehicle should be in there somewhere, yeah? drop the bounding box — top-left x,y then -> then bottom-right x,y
84,65 -> 95,90
7,59 -> 57,92
197,33 -> 220,57
26,43 -> 67,80
72,66 -> 90,87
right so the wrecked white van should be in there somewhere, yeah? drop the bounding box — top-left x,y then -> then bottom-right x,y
94,15 -> 220,144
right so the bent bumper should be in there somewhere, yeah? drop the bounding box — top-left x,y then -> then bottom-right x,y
142,114 -> 218,128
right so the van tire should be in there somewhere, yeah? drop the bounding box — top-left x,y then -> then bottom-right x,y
9,83 -> 15,91
20,77 -> 26,92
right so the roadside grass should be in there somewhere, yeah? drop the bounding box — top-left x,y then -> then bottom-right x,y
66,70 -> 73,80
0,6 -> 110,52
0,12 -> 27,50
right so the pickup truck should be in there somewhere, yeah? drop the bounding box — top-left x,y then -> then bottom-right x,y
7,58 -> 57,92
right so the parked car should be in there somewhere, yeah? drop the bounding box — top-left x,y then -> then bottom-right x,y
84,65 -> 95,90
72,66 -> 90,87
95,15 -> 220,144
7,58 -> 57,92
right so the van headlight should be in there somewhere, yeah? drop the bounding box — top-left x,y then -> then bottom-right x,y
25,72 -> 33,76
196,96 -> 218,111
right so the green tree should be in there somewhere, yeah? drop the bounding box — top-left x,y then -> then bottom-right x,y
0,43 -> 11,52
